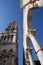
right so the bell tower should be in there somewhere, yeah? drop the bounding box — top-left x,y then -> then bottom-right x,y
0,21 -> 18,65
20,0 -> 43,65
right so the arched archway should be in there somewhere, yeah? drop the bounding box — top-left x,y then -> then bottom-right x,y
27,8 -> 43,64
20,0 -> 43,65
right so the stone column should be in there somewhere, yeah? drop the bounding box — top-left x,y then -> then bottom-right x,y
28,29 -> 43,65
8,35 -> 12,43
12,28 -> 17,43
4,57 -> 8,65
11,52 -> 17,65
26,47 -> 35,65
23,5 -> 31,61
12,56 -> 17,65
12,33 -> 16,43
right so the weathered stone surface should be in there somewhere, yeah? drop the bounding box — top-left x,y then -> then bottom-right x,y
0,21 -> 18,65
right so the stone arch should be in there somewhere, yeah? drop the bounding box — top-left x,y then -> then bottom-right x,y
26,7 -> 37,50
27,7 -> 43,46
27,7 -> 38,30
27,7 -> 43,65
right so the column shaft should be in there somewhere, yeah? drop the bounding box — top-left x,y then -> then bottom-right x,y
27,48 -> 35,65
12,57 -> 15,65
29,54 -> 35,65
12,33 -> 16,43
28,33 -> 43,65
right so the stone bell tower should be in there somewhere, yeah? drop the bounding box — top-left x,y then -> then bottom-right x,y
20,0 -> 43,65
0,21 -> 18,65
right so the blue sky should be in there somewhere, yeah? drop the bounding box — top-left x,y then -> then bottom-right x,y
0,0 -> 43,65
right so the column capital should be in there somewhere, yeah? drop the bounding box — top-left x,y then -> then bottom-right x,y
28,29 -> 36,34
26,47 -> 32,55
27,29 -> 36,38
